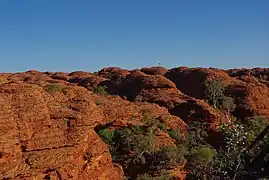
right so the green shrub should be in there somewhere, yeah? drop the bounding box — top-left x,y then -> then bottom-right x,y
192,146 -> 216,163
204,78 -> 236,112
209,117 -> 269,179
93,85 -> 108,95
134,127 -> 156,154
97,115 -> 269,179
219,96 -> 236,112
187,121 -> 209,147
138,170 -> 172,180
97,128 -> 119,161
155,145 -> 186,168
168,128 -> 184,145
134,95 -> 144,102
141,116 -> 167,133
186,145 -> 216,178
97,128 -> 116,145
132,125 -> 144,134
204,78 -> 225,108
95,100 -> 103,105
44,84 -> 63,93
244,116 -> 269,139
243,116 -> 269,159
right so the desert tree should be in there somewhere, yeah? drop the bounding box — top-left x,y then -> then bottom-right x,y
204,78 -> 235,112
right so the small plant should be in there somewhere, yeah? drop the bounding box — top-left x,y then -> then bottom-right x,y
44,83 -> 63,93
158,123 -> 167,132
134,95 -> 144,102
141,115 -> 168,132
97,128 -> 119,160
93,85 -> 108,95
190,146 -> 216,164
95,100 -> 103,105
138,170 -> 173,180
168,128 -> 184,144
132,125 -> 144,134
133,126 -> 156,154
97,128 -> 116,145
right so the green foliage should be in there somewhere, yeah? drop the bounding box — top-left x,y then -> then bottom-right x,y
97,128 -> 120,161
158,123 -> 167,132
187,121 -> 209,147
204,78 -> 225,108
98,125 -> 156,160
168,128 -> 184,144
97,114 -> 269,179
244,116 -> 269,160
93,85 -> 108,95
132,125 -> 144,134
244,116 -> 269,141
134,95 -> 144,102
97,122 -> 185,179
138,170 -> 173,180
44,83 -> 63,93
141,115 -> 168,133
97,128 -> 116,144
194,146 -> 216,162
219,96 -> 236,112
204,78 -> 236,112
95,99 -> 103,105
155,145 -> 186,168
187,145 -> 216,172
208,117 -> 269,179
135,129 -> 155,154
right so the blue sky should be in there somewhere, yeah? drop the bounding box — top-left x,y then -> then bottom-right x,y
0,0 -> 268,72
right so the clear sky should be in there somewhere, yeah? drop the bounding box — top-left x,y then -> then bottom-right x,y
0,0 -> 268,72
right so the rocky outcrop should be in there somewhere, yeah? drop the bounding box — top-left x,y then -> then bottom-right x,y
0,76 -> 188,179
164,67 -> 232,99
0,82 -> 125,179
165,67 -> 269,120
1,66 -> 269,179
140,66 -> 168,75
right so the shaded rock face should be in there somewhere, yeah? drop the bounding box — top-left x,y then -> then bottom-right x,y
164,67 -> 231,99
165,67 -> 269,120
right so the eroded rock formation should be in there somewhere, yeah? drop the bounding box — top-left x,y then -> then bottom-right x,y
0,66 -> 268,179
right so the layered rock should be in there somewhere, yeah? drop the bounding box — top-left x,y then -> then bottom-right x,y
1,66 -> 269,179
0,83 -> 124,179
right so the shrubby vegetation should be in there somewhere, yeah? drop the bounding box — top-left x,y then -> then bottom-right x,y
134,95 -> 144,102
97,119 -> 185,179
204,78 -> 235,112
96,79 -> 269,179
98,115 -> 269,179
138,170 -> 172,180
44,83 -> 63,93
93,85 -> 108,95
